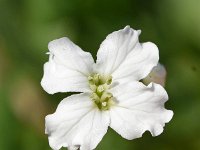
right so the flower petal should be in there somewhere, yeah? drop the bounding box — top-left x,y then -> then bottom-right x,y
41,37 -> 94,94
109,82 -> 173,140
95,26 -> 159,81
41,61 -> 90,94
45,93 -> 110,150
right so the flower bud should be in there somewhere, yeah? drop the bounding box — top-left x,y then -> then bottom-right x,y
143,63 -> 167,87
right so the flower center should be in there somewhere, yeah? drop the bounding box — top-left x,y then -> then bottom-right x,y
88,73 -> 114,111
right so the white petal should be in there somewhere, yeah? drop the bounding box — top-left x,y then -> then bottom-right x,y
95,26 -> 159,81
41,61 -> 90,94
48,37 -> 94,74
45,93 -> 110,150
109,82 -> 173,140
41,37 -> 94,94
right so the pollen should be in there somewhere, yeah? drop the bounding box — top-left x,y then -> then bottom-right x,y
88,73 -> 114,110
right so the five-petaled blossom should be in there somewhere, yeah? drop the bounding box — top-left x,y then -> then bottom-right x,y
41,26 -> 173,150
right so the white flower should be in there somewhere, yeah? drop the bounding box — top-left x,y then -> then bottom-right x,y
41,26 -> 173,150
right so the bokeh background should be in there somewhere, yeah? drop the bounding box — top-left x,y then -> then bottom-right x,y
0,0 -> 200,149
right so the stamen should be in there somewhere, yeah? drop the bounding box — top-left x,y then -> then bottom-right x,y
90,93 -> 100,101
106,76 -> 112,85
97,85 -> 104,93
102,102 -> 107,107
89,84 -> 97,91
88,73 -> 114,111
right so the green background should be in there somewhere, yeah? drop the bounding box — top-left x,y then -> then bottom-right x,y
0,0 -> 200,149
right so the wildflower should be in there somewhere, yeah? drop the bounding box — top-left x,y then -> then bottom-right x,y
41,26 -> 173,150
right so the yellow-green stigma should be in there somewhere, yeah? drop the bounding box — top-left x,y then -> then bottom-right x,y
88,74 -> 114,111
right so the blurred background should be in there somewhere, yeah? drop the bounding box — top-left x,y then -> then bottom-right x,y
0,0 -> 200,149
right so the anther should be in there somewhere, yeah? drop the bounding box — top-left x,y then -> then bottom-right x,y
97,85 -> 104,93
93,74 -> 100,85
106,76 -> 112,85
102,102 -> 107,107
90,93 -> 100,101
89,84 -> 97,91
88,76 -> 94,85
101,92 -> 113,101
